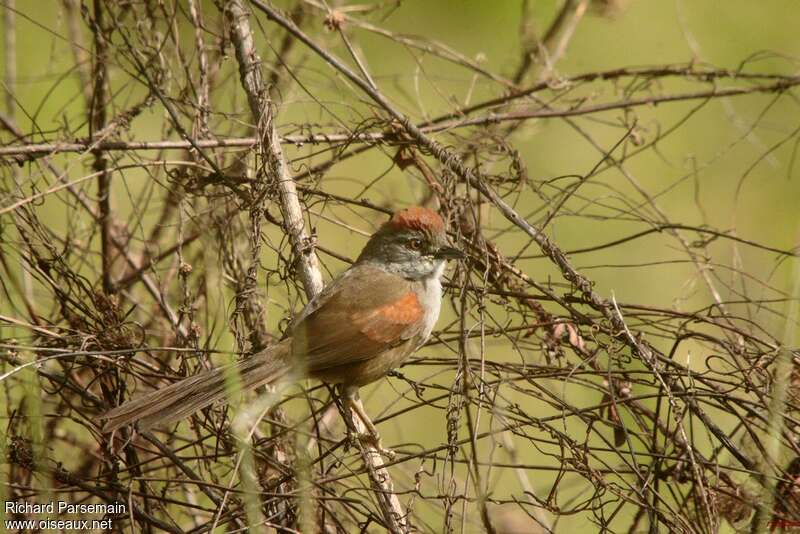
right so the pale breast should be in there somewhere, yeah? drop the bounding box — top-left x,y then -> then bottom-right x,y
416,262 -> 445,344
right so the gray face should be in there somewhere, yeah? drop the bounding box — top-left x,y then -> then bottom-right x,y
357,227 -> 460,280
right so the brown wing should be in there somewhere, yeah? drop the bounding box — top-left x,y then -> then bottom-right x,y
290,263 -> 424,374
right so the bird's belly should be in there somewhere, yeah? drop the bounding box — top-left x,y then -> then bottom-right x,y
311,339 -> 417,387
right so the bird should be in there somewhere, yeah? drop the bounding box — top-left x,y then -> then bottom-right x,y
102,206 -> 462,450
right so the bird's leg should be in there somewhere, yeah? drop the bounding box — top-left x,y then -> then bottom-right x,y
341,387 -> 395,459
349,395 -> 380,439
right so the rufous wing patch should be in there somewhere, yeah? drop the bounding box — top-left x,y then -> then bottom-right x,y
354,292 -> 423,343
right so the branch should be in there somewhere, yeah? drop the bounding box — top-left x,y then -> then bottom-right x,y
90,0 -> 113,295
514,0 -> 590,84
539,0 -> 590,76
250,0 -> 763,482
228,1 -> 406,531
227,0 -> 315,297
3,77 -> 797,164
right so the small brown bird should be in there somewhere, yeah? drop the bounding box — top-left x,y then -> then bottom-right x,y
102,207 -> 462,445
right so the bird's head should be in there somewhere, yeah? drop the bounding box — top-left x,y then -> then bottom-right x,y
357,206 -> 463,280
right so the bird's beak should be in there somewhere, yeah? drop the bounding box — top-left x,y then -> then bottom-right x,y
434,246 -> 464,260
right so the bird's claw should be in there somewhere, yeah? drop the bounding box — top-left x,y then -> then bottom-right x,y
347,430 -> 396,460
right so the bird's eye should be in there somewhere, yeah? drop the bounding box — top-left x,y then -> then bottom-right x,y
407,238 -> 423,250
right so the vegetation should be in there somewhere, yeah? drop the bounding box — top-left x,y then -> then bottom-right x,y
1,1 -> 799,532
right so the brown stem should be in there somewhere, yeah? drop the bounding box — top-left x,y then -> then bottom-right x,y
90,0 -> 113,295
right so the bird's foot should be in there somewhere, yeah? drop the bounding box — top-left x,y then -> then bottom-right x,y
348,430 -> 396,460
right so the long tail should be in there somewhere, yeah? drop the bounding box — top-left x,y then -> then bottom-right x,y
102,340 -> 291,433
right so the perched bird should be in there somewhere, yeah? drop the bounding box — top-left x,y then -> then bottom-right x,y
102,206 -> 462,448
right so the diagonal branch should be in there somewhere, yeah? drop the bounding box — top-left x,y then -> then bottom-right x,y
228,1 -> 407,532
514,0 -> 590,84
228,0 -> 322,300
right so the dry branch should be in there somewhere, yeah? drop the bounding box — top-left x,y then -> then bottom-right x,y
226,1 -> 405,531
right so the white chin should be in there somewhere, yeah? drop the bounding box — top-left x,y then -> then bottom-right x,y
429,260 -> 446,280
